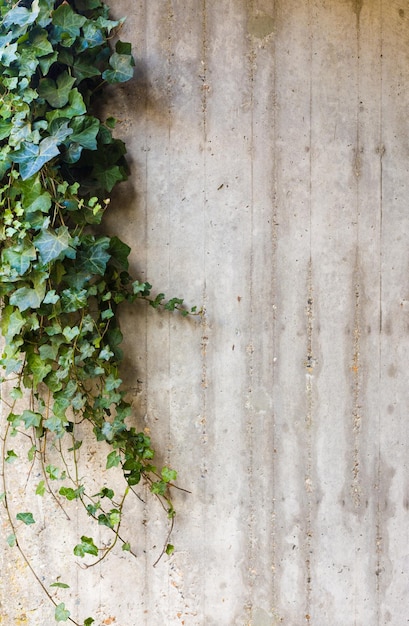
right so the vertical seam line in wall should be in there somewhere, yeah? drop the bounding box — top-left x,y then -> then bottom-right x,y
142,0 -> 149,615
305,0 -> 313,620
352,5 -> 363,622
271,0 -> 278,615
166,0 -> 173,616
246,0 -> 256,619
201,0 -> 209,619
376,0 -> 384,619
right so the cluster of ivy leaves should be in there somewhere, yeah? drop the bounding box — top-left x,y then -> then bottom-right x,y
0,1 -> 189,623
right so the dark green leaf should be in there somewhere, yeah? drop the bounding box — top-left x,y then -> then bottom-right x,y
51,4 -> 87,38
38,72 -> 76,108
16,512 -> 36,525
13,136 -> 61,180
27,353 -> 52,387
73,535 -> 98,558
102,52 -> 134,83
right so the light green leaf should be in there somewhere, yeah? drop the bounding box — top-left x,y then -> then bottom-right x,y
2,242 -> 37,275
36,480 -> 46,496
161,467 -> 178,483
35,226 -> 75,263
50,582 -> 70,589
7,534 -> 16,547
166,544 -> 175,556
1,306 -> 25,341
21,410 -> 42,429
59,486 -> 84,501
106,451 -> 121,469
55,602 -> 70,622
3,0 -> 39,29
9,280 -> 46,311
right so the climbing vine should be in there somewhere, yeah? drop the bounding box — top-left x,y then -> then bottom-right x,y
0,1 -> 195,623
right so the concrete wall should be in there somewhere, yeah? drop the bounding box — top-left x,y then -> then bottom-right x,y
2,1 -> 409,624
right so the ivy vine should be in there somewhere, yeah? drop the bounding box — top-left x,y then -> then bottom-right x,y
0,1 -> 196,623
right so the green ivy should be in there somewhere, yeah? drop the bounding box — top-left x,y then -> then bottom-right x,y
0,1 -> 196,623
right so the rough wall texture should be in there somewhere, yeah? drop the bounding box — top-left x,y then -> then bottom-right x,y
1,1 -> 409,625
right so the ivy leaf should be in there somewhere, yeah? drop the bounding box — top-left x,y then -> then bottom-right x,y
35,226 -> 76,263
77,237 -> 111,275
21,410 -> 42,429
38,72 -> 76,108
9,279 -> 46,311
102,52 -> 134,83
68,116 -> 100,150
2,242 -> 37,275
1,306 -> 25,341
94,165 -> 125,192
161,467 -> 177,483
55,603 -> 70,622
61,288 -> 88,312
50,582 -> 70,589
51,4 -> 87,38
27,352 -> 52,387
106,451 -> 121,469
73,54 -> 101,82
5,450 -> 18,463
7,534 -> 16,547
16,512 -> 36,525
81,21 -> 104,48
73,536 -> 98,558
46,89 -> 86,123
13,136 -> 61,180
35,480 -> 46,496
84,619 -> 95,626
109,236 -> 130,270
29,27 -> 54,57
59,486 -> 84,501
3,1 -> 39,28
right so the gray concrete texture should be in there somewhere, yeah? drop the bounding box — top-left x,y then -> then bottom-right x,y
1,0 -> 409,624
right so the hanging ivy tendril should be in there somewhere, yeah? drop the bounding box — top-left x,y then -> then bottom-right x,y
0,1 -> 196,623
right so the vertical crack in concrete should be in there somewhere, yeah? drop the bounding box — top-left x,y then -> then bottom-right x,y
376,0 -> 384,614
304,2 -> 314,618
304,261 -> 314,620
351,265 -> 362,509
246,0 -> 256,618
200,1 -> 209,621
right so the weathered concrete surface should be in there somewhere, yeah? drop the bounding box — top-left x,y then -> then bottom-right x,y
2,1 -> 409,624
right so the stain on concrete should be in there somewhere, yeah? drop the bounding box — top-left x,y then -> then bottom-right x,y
248,14 -> 274,39
352,0 -> 363,20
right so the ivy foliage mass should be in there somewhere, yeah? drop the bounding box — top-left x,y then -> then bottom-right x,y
0,1 -> 188,622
